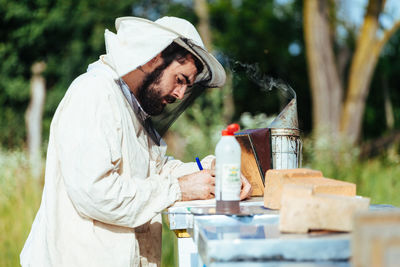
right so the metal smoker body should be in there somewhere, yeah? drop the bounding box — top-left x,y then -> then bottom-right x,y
269,98 -> 302,169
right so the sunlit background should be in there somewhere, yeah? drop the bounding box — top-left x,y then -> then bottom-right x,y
1,0 -> 400,266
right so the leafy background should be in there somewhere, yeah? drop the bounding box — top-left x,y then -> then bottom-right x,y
1,0 -> 400,266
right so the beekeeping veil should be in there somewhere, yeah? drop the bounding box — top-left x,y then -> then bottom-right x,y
103,16 -> 226,145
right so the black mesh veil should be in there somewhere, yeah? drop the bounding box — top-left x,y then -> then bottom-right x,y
150,82 -> 208,138
145,38 -> 216,145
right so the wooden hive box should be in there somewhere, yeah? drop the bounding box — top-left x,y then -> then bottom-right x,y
279,184 -> 370,233
352,211 -> 400,267
235,128 -> 272,196
264,168 -> 357,209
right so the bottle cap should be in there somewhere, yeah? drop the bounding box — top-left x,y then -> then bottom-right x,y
221,129 -> 233,136
222,123 -> 240,136
227,123 -> 240,133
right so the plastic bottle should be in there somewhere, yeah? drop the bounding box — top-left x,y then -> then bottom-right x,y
215,123 -> 241,214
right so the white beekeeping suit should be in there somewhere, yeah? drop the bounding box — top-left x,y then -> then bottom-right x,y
20,16 -> 225,267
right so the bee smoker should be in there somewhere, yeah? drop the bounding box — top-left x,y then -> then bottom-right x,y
268,98 -> 302,169
235,98 -> 302,196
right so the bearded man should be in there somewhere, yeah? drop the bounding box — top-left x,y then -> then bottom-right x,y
20,16 -> 251,267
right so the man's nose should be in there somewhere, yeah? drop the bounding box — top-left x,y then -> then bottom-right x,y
172,85 -> 187,100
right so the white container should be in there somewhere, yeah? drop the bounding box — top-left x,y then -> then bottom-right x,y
215,125 -> 241,213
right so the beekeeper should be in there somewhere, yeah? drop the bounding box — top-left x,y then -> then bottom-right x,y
20,16 -> 252,267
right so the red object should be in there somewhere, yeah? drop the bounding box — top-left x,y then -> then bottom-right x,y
221,129 -> 233,136
222,123 -> 240,136
227,123 -> 240,133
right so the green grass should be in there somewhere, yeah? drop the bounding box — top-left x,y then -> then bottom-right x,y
1,144 -> 400,267
313,157 -> 400,206
162,216 -> 178,267
0,150 -> 43,267
0,149 -> 177,267
303,142 -> 400,206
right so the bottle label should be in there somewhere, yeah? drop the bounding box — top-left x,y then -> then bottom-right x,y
220,164 -> 241,201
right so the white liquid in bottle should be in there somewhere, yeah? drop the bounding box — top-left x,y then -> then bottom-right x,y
215,124 -> 241,214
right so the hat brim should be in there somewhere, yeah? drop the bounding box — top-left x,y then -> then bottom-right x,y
115,17 -> 226,88
173,38 -> 226,87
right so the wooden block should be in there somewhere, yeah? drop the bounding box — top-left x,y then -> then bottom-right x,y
352,211 -> 400,267
268,168 -> 323,178
279,184 -> 370,233
264,168 -> 356,209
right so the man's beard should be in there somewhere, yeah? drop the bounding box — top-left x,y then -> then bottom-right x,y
137,63 -> 176,116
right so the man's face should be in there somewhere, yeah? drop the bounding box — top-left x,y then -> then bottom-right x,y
138,56 -> 197,116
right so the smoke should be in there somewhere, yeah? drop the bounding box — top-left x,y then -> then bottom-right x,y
224,57 -> 296,100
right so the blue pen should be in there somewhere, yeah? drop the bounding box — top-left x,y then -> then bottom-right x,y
195,157 -> 203,170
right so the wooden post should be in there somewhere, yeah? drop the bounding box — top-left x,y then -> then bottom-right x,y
25,61 -> 46,179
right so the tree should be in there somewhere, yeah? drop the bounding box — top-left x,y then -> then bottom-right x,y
209,0 -> 310,128
304,0 -> 400,145
25,62 -> 46,178
194,0 -> 235,124
0,0 -> 134,148
303,0 -> 342,140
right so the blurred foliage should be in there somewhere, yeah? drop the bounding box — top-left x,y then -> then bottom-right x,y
303,138 -> 400,205
1,0 -> 400,266
364,30 -> 400,139
170,87 -> 226,161
0,150 -> 42,267
161,214 -> 178,267
240,112 -> 275,129
170,103 -> 276,162
209,0 -> 311,131
0,0 -> 134,148
169,0 -> 309,161
0,0 -> 399,148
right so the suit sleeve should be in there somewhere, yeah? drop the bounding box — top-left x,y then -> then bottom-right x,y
160,155 -> 215,180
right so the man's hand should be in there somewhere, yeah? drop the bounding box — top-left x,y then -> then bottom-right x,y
239,174 -> 252,200
178,170 -> 215,201
211,158 -> 253,200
